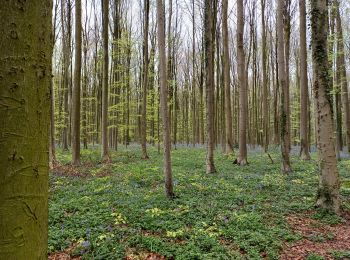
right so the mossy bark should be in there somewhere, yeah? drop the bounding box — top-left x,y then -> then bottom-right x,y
0,1 -> 52,258
311,0 -> 340,214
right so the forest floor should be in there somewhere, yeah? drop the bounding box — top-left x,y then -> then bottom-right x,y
48,146 -> 350,260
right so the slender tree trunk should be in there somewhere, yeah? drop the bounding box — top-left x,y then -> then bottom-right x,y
50,76 -> 57,167
283,1 -> 291,151
101,0 -> 110,161
328,4 -> 340,159
222,0 -> 234,155
237,0 -> 248,165
82,37 -> 88,149
277,0 -> 291,173
167,0 -> 173,143
141,0 -> 150,159
192,0 -> 197,146
311,0 -> 340,214
204,0 -> 217,173
61,0 -> 71,151
261,0 -> 269,152
273,27 -> 280,145
50,2 -> 58,167
72,0 -> 82,165
335,0 -> 350,153
299,0 -> 311,160
0,1 -> 52,258
157,0 -> 174,198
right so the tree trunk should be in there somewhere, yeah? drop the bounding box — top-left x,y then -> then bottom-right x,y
156,0 -> 174,198
50,76 -> 57,167
82,32 -> 88,149
311,0 -> 340,214
299,0 -> 311,160
277,0 -> 291,173
141,0 -> 150,159
283,0 -> 291,151
237,0 -> 248,165
261,0 -> 269,152
222,0 -> 234,155
72,0 -> 82,165
204,0 -> 217,173
0,1 -> 52,258
61,0 -> 71,151
101,0 -> 110,161
335,0 -> 350,153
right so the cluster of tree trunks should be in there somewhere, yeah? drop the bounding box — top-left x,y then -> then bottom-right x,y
1,1 -> 347,256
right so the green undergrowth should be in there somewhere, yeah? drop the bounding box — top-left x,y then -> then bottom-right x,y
49,146 -> 350,259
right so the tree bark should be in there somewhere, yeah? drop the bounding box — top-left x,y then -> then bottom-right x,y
277,0 -> 291,173
299,0 -> 311,160
204,0 -> 217,173
237,0 -> 248,165
141,0 -> 150,159
283,0 -> 292,151
156,0 -> 174,198
311,0 -> 340,214
222,0 -> 234,155
72,0 -> 82,165
0,1 -> 52,258
101,0 -> 110,161
261,0 -> 269,152
61,0 -> 71,151
335,0 -> 350,153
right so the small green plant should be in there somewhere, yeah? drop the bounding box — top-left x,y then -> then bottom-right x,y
306,253 -> 325,260
48,147 -> 350,259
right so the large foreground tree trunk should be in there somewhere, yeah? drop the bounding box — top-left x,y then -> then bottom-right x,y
0,1 -> 52,258
311,0 -> 340,214
157,0 -> 174,198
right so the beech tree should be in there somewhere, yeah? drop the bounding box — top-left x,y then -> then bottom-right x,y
277,0 -> 291,173
72,0 -> 82,165
141,0 -> 150,159
222,0 -> 234,155
61,0 -> 72,151
237,0 -> 248,165
310,0 -> 340,214
334,0 -> 350,153
261,0 -> 269,153
204,0 -> 217,173
299,0 -> 311,160
157,0 -> 174,197
101,0 -> 110,161
0,1 -> 52,258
